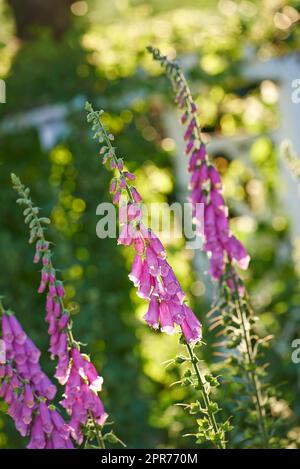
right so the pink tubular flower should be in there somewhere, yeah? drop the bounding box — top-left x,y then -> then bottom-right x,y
61,348 -> 107,443
225,236 -> 250,271
118,223 -> 134,246
144,296 -> 159,329
130,187 -> 142,204
8,315 -> 27,345
32,235 -> 108,442
159,301 -> 175,335
180,305 -> 202,343
1,315 -> 14,343
167,67 -> 250,287
95,134 -> 203,344
0,310 -> 73,449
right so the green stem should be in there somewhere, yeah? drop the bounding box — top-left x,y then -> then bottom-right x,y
230,272 -> 269,448
88,410 -> 105,449
17,185 -> 76,348
14,180 -> 103,445
185,342 -> 225,449
97,117 -> 135,203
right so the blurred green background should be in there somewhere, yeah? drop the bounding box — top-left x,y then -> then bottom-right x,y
0,0 -> 300,449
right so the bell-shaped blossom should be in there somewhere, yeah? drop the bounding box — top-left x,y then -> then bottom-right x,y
1,311 -> 73,449
61,348 -> 107,444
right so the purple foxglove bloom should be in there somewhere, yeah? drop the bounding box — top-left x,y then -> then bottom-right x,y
10,374 -> 20,389
25,338 -> 41,364
168,301 -> 185,325
15,345 -> 27,366
8,315 -> 27,345
38,280 -> 47,294
118,223 -> 134,246
15,417 -> 29,438
57,332 -> 68,357
49,332 -> 60,357
27,415 -> 46,449
119,177 -> 126,189
68,417 -> 83,444
210,247 -> 225,280
55,355 -> 70,385
21,402 -> 33,425
48,315 -> 58,335
49,270 -> 56,283
109,178 -> 117,194
41,270 -> 49,284
71,348 -> 85,369
58,313 -> 69,330
181,112 -> 188,124
185,139 -> 194,155
188,145 -> 206,172
131,187 -> 142,204
215,212 -> 229,243
225,236 -> 250,270
159,301 -> 175,335
128,255 -> 143,286
89,375 -> 104,393
50,409 -> 70,440
208,165 -> 221,187
0,381 -> 8,398
53,300 -> 61,318
133,231 -> 145,255
136,262 -> 152,300
158,258 -> 170,277
5,365 -> 14,378
38,376 -> 57,400
144,296 -> 160,329
184,118 -> 196,141
110,159 -> 117,170
39,401 -> 54,434
56,282 -> 65,298
210,189 -> 225,209
198,163 -> 209,183
7,396 -> 21,420
113,190 -> 121,205
162,267 -> 184,300
4,384 -> 14,404
127,203 -> 142,222
24,384 -> 35,408
33,251 -> 41,264
0,365 -> 5,378
181,305 -> 202,343
145,245 -> 159,275
16,362 -> 30,380
190,168 -> 201,189
48,283 -> 57,297
28,363 -> 44,384
70,399 -> 88,424
124,171 -> 135,181
148,231 -> 166,259
42,255 -> 50,266
46,295 -> 54,314
51,429 -> 70,449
